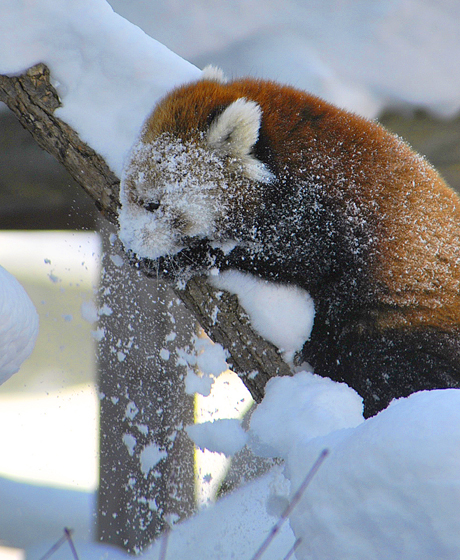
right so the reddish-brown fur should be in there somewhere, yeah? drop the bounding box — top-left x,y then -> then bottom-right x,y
144,77 -> 460,415
148,78 -> 460,331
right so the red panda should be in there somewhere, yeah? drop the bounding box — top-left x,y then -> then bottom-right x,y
119,68 -> 460,417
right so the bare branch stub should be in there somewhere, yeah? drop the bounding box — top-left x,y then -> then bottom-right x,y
0,63 -> 291,402
0,63 -> 120,224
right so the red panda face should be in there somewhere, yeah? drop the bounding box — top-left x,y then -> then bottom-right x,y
119,91 -> 274,261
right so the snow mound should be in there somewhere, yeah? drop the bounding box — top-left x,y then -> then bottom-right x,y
0,265 -> 39,384
249,371 -> 364,459
144,466 -> 295,560
0,0 -> 201,176
285,388 -> 460,560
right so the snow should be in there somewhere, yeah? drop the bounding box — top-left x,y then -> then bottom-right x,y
143,466 -> 295,560
0,266 -> 39,385
139,443 -> 167,477
249,372 -> 363,459
186,418 -> 248,457
284,389 -> 460,560
0,0 -> 201,176
122,433 -> 137,457
195,337 -> 229,377
178,336 -> 229,397
118,132 -> 242,261
209,270 -> 315,362
150,376 -> 460,560
80,300 -> 99,323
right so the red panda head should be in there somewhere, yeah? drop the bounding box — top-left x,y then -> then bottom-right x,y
119,68 -> 274,260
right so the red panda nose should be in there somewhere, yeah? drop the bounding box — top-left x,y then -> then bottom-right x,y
143,201 -> 160,213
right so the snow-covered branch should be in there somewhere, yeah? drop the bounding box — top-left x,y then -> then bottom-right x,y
0,63 -> 291,402
0,63 -> 120,223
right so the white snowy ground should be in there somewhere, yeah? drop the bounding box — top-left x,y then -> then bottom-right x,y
2,1 -> 460,559
0,232 -> 102,559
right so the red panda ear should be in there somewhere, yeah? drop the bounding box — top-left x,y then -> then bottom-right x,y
207,98 -> 262,158
201,65 -> 227,84
207,98 -> 273,183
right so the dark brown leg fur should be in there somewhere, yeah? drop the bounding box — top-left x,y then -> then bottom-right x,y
303,326 -> 460,418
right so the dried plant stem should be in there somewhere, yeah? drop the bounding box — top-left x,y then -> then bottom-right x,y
39,528 -> 80,560
250,449 -> 329,560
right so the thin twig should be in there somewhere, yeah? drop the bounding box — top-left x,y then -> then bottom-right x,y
250,448 -> 329,560
39,532 -> 68,560
158,527 -> 170,560
39,528 -> 80,560
283,537 -> 302,560
64,527 -> 80,560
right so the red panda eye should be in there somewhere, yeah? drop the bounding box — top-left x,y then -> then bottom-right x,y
143,201 -> 160,213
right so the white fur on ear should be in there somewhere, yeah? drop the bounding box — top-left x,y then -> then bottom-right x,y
207,98 -> 273,183
201,65 -> 227,84
208,98 -> 261,157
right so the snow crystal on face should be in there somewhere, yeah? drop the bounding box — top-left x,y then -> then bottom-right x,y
0,265 -> 39,384
249,371 -> 363,459
186,418 -> 248,457
209,270 -> 315,362
119,134 -> 230,260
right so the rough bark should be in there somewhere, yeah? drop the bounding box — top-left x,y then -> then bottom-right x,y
0,62 -> 291,402
97,223 -> 196,552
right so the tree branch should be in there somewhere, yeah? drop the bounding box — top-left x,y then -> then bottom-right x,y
0,63 -> 291,402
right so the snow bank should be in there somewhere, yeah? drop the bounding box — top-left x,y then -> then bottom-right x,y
0,266 -> 39,384
109,0 -> 460,119
140,376 -> 460,560
246,374 -> 460,560
143,466 -> 295,560
0,0 -> 201,176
